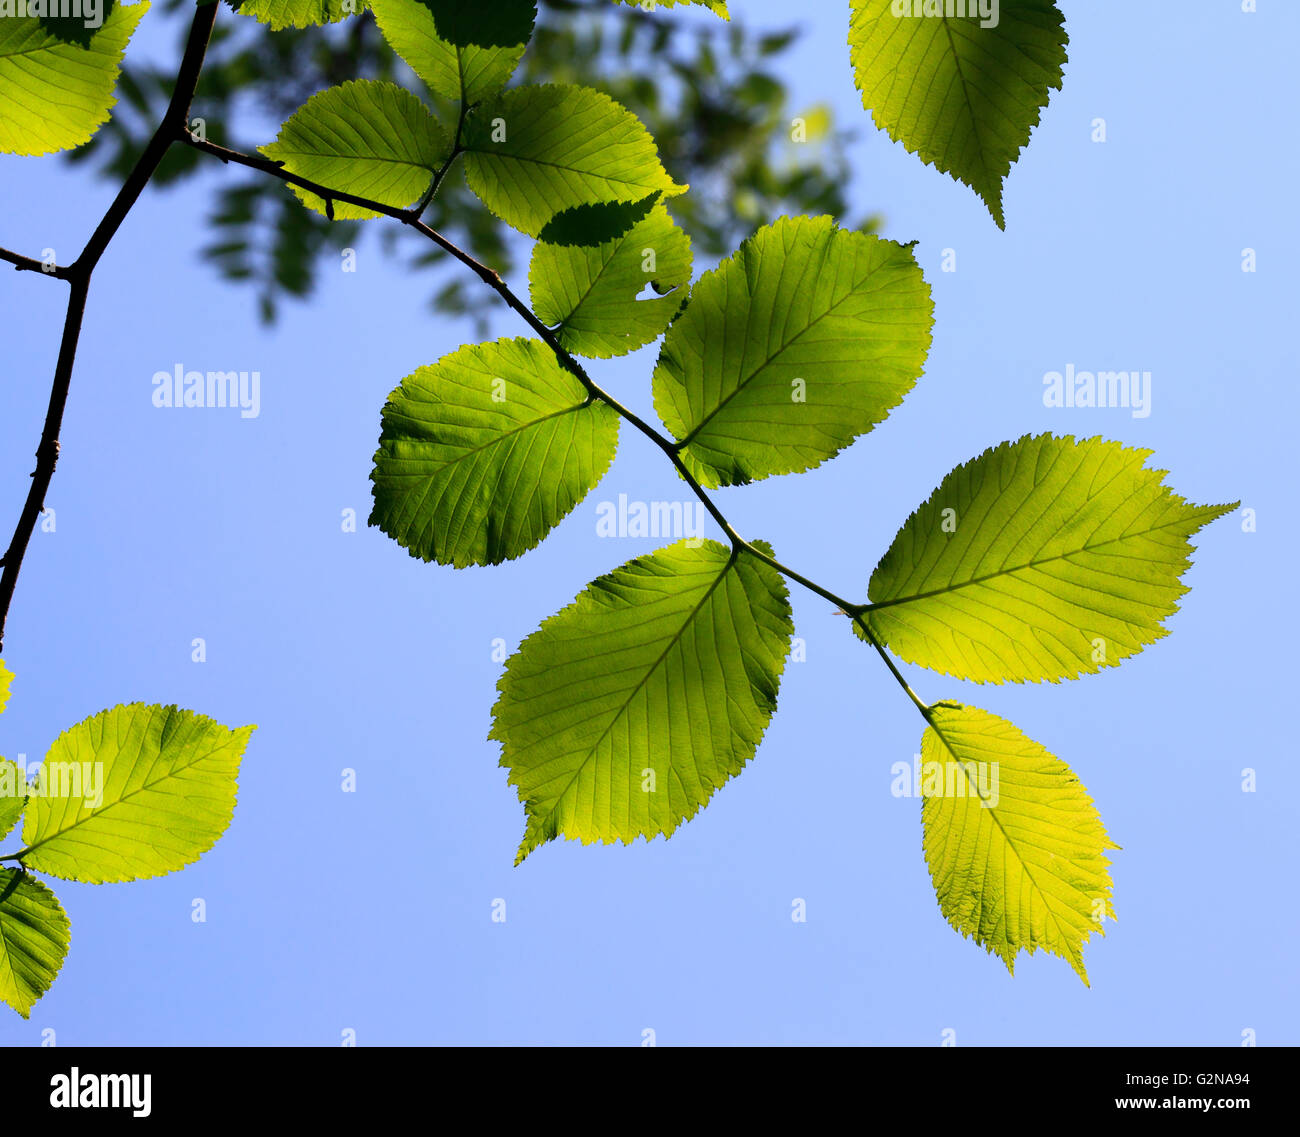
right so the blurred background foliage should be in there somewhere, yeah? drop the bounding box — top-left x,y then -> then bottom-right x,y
67,0 -> 876,328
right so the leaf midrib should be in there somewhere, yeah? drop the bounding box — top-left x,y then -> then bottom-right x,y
937,16 -> 995,193
384,397 -> 589,469
467,141 -> 666,194
0,32 -> 112,64
673,252 -> 901,450
272,145 -> 438,175
519,552 -> 737,851
932,723 -> 1088,973
19,724 -> 234,861
867,509 -> 1224,612
557,220 -> 653,324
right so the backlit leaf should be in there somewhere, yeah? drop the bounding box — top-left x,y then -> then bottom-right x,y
20,704 -> 253,884
653,215 -> 933,487
463,84 -> 686,238
370,338 -> 620,566
0,759 -> 25,844
848,0 -> 1067,227
612,0 -> 727,16
492,539 -> 793,863
859,434 -> 1236,683
237,0 -> 356,31
0,869 -> 69,1018
530,202 -> 692,358
370,0 -> 536,105
260,79 -> 450,220
918,703 -> 1116,984
0,3 -> 149,157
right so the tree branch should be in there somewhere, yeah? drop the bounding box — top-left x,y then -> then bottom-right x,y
75,5 -> 220,272
185,132 -> 937,723
0,247 -> 70,279
180,134 -> 753,546
0,1 -> 220,653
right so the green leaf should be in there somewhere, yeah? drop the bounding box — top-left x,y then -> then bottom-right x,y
536,194 -> 659,247
0,760 -> 26,844
0,869 -> 69,1018
652,215 -> 933,487
859,434 -> 1236,683
848,0 -> 1067,228
0,665 -> 19,847
492,539 -> 794,864
38,1 -> 122,50
612,0 -> 728,16
463,84 -> 686,238
530,202 -> 692,359
919,703 -> 1116,985
0,2 -> 149,157
370,0 -> 536,105
0,666 -> 25,846
236,0 -> 357,31
370,337 -> 620,567
19,705 -> 254,884
260,79 -> 450,221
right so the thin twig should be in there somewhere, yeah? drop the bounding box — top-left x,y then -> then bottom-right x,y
415,97 -> 468,215
0,247 -> 70,279
0,2 -> 220,652
185,132 -> 938,725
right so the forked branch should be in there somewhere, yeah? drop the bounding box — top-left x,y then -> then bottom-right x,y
0,3 -> 219,652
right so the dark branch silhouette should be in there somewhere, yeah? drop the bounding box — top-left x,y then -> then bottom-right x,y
0,3 -> 219,652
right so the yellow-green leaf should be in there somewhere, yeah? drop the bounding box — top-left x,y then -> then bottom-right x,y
0,759 -> 26,844
260,79 -> 451,221
653,215 -> 933,487
236,0 -> 358,31
0,868 -> 69,1018
919,703 -> 1116,985
848,0 -> 1067,228
20,704 -> 253,884
492,540 -> 793,864
370,338 -> 620,566
859,434 -> 1235,683
0,3 -> 149,157
463,84 -> 686,237
612,0 -> 727,15
530,202 -> 692,359
370,0 -> 536,105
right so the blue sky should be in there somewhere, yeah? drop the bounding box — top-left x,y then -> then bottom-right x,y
0,0 -> 1295,1044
